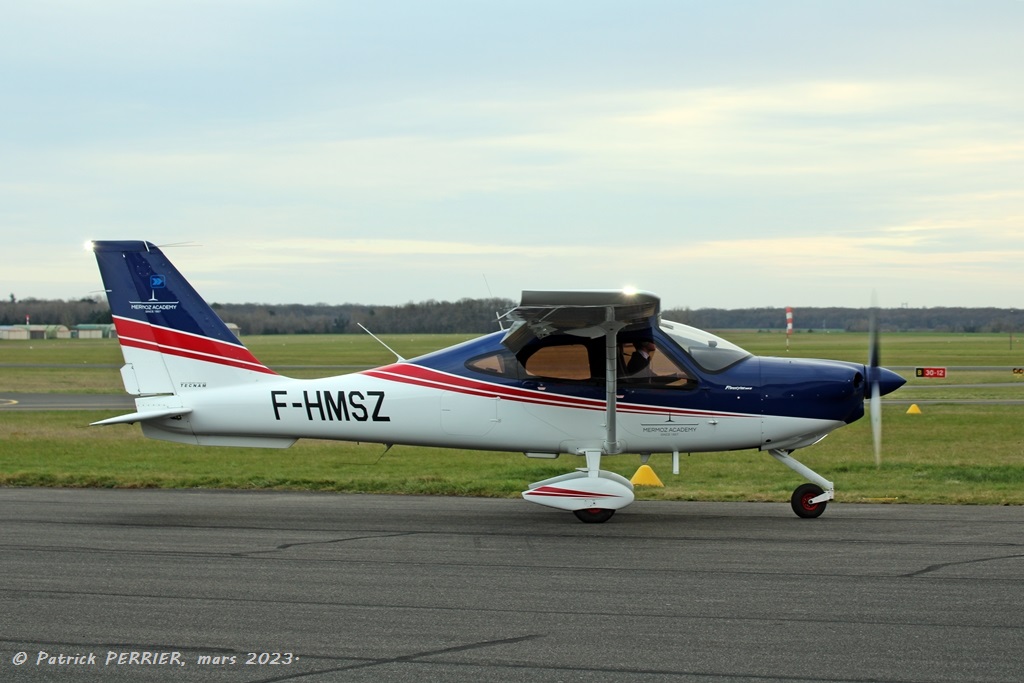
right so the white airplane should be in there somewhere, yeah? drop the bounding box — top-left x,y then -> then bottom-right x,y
90,240 -> 905,523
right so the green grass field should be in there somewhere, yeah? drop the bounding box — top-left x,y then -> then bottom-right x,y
2,332 -> 1023,504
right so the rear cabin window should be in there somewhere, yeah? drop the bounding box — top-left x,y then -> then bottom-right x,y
523,344 -> 593,381
466,351 -> 522,378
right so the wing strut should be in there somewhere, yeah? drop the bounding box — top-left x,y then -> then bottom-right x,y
602,308 -> 624,456
500,288 -> 660,456
509,289 -> 659,518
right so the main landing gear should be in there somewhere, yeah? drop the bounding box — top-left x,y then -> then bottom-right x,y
769,449 -> 834,519
573,508 -> 616,524
521,449 -> 635,523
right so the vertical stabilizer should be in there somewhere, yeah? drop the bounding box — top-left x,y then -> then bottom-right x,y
92,241 -> 276,395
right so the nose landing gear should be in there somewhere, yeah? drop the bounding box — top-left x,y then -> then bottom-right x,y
790,483 -> 828,518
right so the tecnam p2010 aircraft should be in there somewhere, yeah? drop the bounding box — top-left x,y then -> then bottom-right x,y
90,241 -> 905,523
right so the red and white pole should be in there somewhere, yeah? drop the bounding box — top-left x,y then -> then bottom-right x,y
785,307 -> 793,351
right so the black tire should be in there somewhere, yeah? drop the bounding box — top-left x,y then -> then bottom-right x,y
573,508 -> 615,524
791,483 -> 827,519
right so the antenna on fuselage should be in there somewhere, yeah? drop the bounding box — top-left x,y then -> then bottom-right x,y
483,274 -> 509,330
357,323 -> 405,362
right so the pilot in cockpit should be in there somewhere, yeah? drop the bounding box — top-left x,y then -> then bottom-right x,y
622,338 -> 696,388
625,339 -> 657,375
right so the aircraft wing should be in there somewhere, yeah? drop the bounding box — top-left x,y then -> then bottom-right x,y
501,289 -> 659,352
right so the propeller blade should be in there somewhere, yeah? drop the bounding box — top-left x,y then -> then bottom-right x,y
869,307 -> 880,370
868,302 -> 882,467
870,381 -> 882,468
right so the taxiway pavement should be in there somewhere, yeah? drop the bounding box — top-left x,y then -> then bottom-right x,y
2,489 -> 1022,682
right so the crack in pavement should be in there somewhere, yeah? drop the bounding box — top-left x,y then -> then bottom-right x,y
902,552 -> 1024,578
231,532 -> 418,558
246,634 -> 544,682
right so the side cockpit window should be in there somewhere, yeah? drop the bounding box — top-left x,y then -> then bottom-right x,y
619,340 -> 697,389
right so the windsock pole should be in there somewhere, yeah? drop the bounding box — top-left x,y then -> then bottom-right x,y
786,307 -> 793,351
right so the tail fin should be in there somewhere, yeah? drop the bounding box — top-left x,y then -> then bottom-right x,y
92,240 -> 276,395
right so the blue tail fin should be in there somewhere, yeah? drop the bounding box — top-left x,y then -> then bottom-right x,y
92,240 -> 275,394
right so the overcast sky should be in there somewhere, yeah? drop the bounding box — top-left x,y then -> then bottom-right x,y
2,1 -> 1022,310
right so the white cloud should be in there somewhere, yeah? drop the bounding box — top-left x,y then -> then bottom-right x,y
29,76 -> 1012,222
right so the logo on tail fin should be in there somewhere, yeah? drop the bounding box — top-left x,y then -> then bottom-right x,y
146,274 -> 168,303
131,274 -> 179,312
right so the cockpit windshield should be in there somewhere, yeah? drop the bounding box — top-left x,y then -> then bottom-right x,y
660,320 -> 751,372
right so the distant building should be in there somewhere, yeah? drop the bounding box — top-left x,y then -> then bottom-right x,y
0,322 -> 231,340
0,326 -> 30,340
0,324 -> 70,340
72,324 -> 117,339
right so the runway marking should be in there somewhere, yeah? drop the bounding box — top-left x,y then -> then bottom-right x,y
0,399 -> 18,407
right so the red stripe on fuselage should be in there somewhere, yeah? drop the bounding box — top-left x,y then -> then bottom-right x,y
365,363 -> 605,411
362,363 -> 752,419
113,316 -> 276,375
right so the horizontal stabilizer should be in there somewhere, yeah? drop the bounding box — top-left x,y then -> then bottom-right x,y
90,407 -> 193,426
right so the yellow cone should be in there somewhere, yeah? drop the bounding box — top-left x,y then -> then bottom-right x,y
906,404 -> 922,414
630,464 -> 664,487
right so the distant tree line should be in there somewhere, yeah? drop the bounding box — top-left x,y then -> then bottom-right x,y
208,298 -> 517,335
3,296 -> 1023,335
0,296 -> 517,335
661,306 -> 1024,334
0,297 -> 112,327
